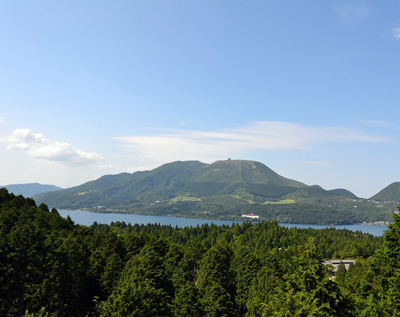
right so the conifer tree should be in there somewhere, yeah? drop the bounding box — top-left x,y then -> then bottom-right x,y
262,240 -> 354,316
361,208 -> 400,316
335,261 -> 347,284
197,240 -> 235,317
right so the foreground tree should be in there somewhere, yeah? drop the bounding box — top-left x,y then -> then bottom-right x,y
262,241 -> 354,317
197,240 -> 235,317
361,209 -> 400,316
0,189 -> 94,317
100,238 -> 172,317
232,246 -> 262,316
335,261 -> 347,285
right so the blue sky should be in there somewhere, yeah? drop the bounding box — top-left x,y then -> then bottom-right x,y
1,1 -> 399,198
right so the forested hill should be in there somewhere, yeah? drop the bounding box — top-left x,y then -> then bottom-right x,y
370,182 -> 400,202
4,188 -> 400,316
34,159 -> 396,224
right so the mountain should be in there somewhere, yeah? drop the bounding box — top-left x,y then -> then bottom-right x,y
3,183 -> 62,197
370,182 -> 400,202
34,159 -> 307,208
34,159 -> 395,224
328,188 -> 358,199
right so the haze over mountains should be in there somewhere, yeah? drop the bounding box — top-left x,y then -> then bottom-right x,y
31,159 -> 399,225
2,183 -> 62,197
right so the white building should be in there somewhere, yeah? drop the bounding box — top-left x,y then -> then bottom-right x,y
242,213 -> 259,219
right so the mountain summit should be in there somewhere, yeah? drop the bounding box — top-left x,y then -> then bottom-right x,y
192,159 -> 305,187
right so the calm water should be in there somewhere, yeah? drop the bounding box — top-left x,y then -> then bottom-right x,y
58,209 -> 388,236
279,223 -> 387,237
58,210 -> 240,228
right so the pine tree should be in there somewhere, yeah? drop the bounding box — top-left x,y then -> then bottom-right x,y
262,240 -> 354,316
100,239 -> 172,317
362,209 -> 400,316
197,240 -> 235,317
335,261 -> 347,284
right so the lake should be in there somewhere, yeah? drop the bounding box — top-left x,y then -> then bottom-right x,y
278,223 -> 387,237
58,209 -> 389,236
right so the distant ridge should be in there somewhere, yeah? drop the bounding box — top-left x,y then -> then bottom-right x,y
3,183 -> 62,197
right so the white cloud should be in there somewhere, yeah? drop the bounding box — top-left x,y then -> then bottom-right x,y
1,128 -> 106,167
6,129 -> 47,149
114,121 -> 389,168
0,116 -> 5,124
392,27 -> 400,39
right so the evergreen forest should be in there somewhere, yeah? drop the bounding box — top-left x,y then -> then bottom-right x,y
1,188 -> 400,316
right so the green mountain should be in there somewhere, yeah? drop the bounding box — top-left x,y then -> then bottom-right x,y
370,182 -> 400,202
34,159 -> 307,208
328,188 -> 358,199
34,159 -> 395,225
3,183 -> 62,197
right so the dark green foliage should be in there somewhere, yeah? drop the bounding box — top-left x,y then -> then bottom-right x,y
171,281 -> 204,317
261,242 -> 355,316
100,238 -> 172,317
2,189 -> 400,316
246,265 -> 283,317
358,210 -> 400,316
232,246 -> 262,316
197,241 -> 235,317
335,261 -> 347,284
0,189 -> 92,317
88,231 -> 126,297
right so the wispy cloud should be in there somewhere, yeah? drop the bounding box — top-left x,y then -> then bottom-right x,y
179,120 -> 190,126
361,120 -> 390,127
1,128 -> 107,167
0,116 -> 5,124
360,120 -> 400,129
336,2 -> 373,22
114,121 -> 389,167
392,27 -> 400,39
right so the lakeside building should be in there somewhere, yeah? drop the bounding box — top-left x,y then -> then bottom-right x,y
321,260 -> 356,276
242,213 -> 260,219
